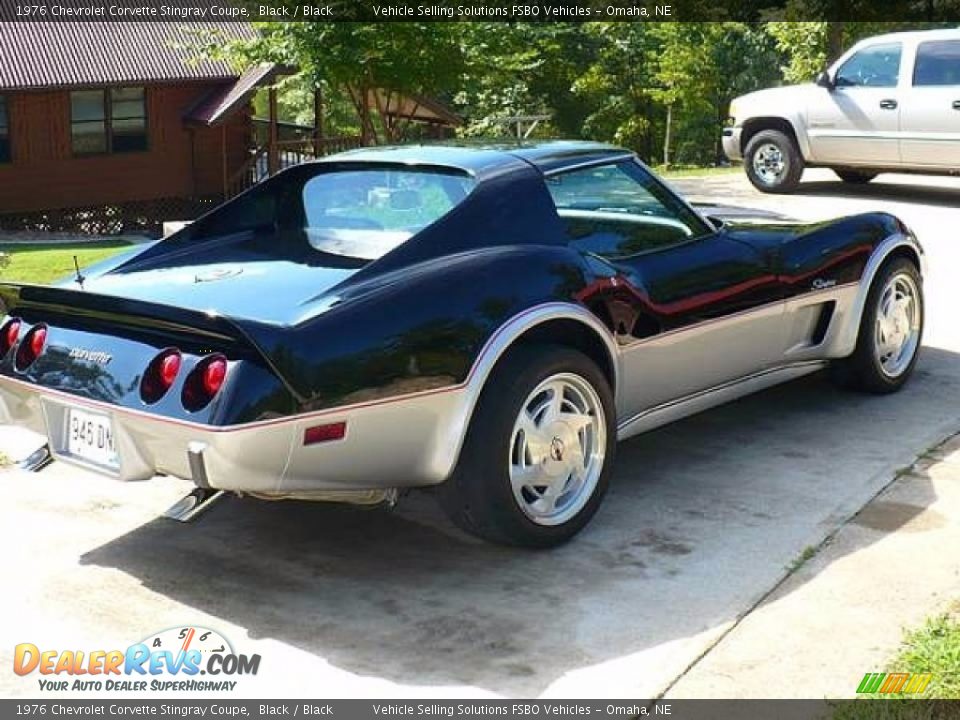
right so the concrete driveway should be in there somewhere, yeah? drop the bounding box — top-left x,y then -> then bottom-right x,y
2,169 -> 960,699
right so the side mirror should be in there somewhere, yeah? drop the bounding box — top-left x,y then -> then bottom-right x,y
815,71 -> 835,90
705,215 -> 727,231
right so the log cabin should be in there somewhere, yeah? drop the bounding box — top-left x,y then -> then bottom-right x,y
0,21 -> 286,233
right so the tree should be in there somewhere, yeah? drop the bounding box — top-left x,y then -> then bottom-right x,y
573,23 -> 661,157
651,23 -> 781,166
455,23 -> 599,139
223,22 -> 468,143
768,20 -> 954,85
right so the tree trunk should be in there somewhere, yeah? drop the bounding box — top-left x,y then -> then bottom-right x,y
345,85 -> 374,146
663,104 -> 673,169
827,22 -> 846,65
313,85 -> 324,156
360,86 -> 375,145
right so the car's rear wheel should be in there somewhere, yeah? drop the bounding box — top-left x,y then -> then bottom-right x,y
834,169 -> 877,184
439,345 -> 615,548
744,129 -> 804,194
832,257 -> 923,394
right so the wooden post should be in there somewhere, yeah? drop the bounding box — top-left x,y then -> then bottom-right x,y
313,85 -> 324,157
220,125 -> 227,199
267,86 -> 279,176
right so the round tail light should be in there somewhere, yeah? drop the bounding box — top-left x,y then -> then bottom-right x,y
15,324 -> 47,370
0,318 -> 21,355
141,348 -> 182,404
182,354 -> 228,412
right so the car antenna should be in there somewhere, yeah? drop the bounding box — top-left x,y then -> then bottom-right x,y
72,255 -> 85,289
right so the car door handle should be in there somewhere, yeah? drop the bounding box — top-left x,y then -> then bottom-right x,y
879,99 -> 898,110
953,100 -> 960,110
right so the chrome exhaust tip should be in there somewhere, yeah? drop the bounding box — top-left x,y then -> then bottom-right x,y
18,444 -> 53,472
164,487 -> 226,523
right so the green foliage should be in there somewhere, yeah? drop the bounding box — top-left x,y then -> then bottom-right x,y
891,614 -> 960,699
224,20 -> 949,167
767,22 -> 831,83
455,23 -> 600,139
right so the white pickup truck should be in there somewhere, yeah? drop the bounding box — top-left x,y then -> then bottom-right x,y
723,29 -> 960,193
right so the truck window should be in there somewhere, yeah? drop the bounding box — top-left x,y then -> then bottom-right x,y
913,40 -> 960,86
835,43 -> 902,88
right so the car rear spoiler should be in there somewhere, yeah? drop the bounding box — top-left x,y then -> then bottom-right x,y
0,282 -> 304,400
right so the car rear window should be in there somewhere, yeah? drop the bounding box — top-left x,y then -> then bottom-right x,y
301,168 -> 475,260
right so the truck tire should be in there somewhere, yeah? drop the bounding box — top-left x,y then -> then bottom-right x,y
834,169 -> 877,184
744,129 -> 804,194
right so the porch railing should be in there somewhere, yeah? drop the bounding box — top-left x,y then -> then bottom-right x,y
225,136 -> 364,200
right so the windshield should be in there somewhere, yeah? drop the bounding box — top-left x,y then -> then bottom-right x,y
302,168 -> 475,260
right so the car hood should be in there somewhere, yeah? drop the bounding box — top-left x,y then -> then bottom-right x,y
72,231 -> 364,325
731,84 -> 818,120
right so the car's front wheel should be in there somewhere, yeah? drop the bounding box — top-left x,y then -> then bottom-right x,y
834,169 -> 877,184
440,345 -> 616,548
832,257 -> 923,394
744,129 -> 804,193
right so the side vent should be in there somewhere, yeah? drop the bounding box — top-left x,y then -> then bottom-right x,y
811,301 -> 836,346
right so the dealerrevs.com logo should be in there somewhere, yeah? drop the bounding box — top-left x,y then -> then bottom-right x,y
14,626 -> 261,693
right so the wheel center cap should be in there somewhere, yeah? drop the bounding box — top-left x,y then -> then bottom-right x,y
549,437 -> 565,462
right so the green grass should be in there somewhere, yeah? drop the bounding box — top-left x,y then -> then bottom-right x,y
0,240 -> 131,285
831,613 -> 960,719
655,164 -> 742,178
888,614 -> 960,699
786,544 -> 818,573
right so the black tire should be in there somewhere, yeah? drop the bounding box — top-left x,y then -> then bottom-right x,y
439,344 -> 616,548
831,257 -> 923,394
744,129 -> 805,194
834,169 -> 877,184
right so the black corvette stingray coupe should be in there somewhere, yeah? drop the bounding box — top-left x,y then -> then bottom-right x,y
0,142 -> 924,546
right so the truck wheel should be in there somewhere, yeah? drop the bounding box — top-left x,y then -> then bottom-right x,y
834,169 -> 877,184
439,345 -> 616,548
831,258 -> 923,394
744,129 -> 804,194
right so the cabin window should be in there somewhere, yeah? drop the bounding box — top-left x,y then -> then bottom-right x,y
70,87 -> 147,154
547,160 -> 712,259
0,96 -> 10,163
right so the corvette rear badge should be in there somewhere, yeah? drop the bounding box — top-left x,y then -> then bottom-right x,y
69,348 -> 113,365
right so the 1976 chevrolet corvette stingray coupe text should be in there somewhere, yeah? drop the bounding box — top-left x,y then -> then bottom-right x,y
0,142 -> 925,546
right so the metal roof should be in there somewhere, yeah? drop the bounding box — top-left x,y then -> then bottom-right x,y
0,21 -> 254,91
364,88 -> 463,127
185,63 -> 288,126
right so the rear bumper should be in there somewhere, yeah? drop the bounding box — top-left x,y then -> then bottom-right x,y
722,127 -> 743,162
0,375 -> 470,494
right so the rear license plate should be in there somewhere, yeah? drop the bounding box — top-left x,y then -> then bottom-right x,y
66,408 -> 118,469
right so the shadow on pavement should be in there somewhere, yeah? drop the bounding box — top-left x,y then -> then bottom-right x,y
81,348 -> 960,696
794,180 -> 960,209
